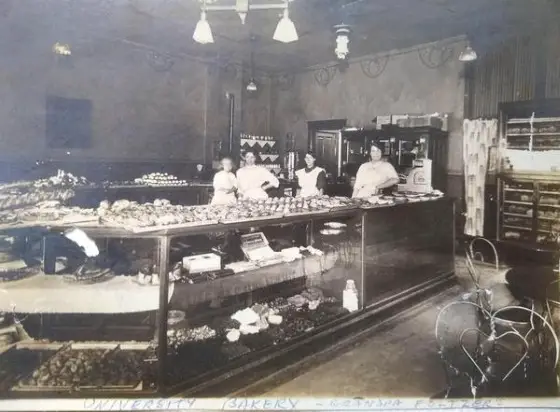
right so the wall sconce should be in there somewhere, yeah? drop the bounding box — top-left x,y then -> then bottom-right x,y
334,24 -> 351,60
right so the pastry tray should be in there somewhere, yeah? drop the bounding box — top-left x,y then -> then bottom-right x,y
129,220 -> 220,233
10,342 -> 71,391
283,210 -> 328,217
219,214 -> 284,224
79,342 -> 148,391
0,342 -> 63,390
328,205 -> 359,212
13,342 -> 117,391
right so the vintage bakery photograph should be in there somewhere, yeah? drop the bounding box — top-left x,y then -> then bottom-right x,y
0,0 -> 559,406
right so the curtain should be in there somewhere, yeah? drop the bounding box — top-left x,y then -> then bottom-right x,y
463,119 -> 498,237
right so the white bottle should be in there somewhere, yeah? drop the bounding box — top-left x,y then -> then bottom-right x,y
343,280 -> 359,312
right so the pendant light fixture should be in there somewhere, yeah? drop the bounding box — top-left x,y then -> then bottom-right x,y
194,0 -> 298,44
246,36 -> 258,93
459,43 -> 477,62
334,24 -> 351,60
273,2 -> 298,43
193,1 -> 214,44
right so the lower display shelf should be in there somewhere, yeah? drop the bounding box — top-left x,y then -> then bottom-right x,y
164,292 -> 348,389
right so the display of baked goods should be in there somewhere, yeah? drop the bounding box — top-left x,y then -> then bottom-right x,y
167,326 -> 217,352
17,202 -> 96,224
84,349 -> 145,388
134,173 -> 188,187
0,210 -> 18,225
0,346 -> 60,391
32,170 -> 88,189
17,347 -> 111,389
0,261 -> 39,283
0,189 -> 74,211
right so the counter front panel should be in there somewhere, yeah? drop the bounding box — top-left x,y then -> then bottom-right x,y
362,198 -> 455,306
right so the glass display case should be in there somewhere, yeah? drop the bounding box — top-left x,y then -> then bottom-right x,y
0,198 -> 455,398
0,210 -> 364,397
497,175 -> 560,249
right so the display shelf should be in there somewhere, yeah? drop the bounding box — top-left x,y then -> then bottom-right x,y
503,225 -> 532,231
503,212 -> 532,218
507,117 -> 560,124
504,188 -> 533,193
507,132 -> 560,136
503,200 -> 533,206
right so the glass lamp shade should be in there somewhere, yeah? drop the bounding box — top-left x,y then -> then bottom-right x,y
246,80 -> 258,92
193,11 -> 214,44
273,9 -> 298,43
335,35 -> 349,60
459,45 -> 477,62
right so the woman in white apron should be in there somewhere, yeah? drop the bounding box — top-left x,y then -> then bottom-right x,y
296,151 -> 327,197
211,157 -> 238,205
236,150 -> 279,200
352,144 -> 399,198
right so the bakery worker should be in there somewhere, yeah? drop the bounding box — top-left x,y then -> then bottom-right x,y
211,156 -> 238,205
236,150 -> 279,200
193,163 -> 207,180
296,151 -> 327,197
352,144 -> 399,198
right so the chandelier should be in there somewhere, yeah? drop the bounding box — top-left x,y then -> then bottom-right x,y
193,0 -> 298,44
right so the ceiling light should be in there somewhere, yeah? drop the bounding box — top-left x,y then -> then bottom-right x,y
273,8 -> 298,43
52,42 -> 71,56
246,79 -> 257,92
193,11 -> 214,44
459,44 -> 477,62
334,24 -> 351,60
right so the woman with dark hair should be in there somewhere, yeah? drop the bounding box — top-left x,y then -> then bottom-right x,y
352,144 -> 399,198
211,156 -> 237,205
296,151 -> 327,197
236,150 -> 279,200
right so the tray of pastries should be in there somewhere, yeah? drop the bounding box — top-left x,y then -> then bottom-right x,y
79,343 -> 149,390
14,342 -> 116,391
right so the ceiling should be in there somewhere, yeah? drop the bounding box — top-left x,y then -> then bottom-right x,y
3,0 -> 559,72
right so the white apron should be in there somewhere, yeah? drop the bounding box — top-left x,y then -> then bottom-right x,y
296,167 -> 324,197
211,171 -> 237,205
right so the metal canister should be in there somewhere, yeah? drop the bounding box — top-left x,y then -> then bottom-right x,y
285,151 -> 298,180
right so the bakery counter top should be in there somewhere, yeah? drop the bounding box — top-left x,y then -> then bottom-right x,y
46,207 -> 361,239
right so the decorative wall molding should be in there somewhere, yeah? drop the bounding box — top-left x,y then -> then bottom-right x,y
313,67 -> 336,87
418,44 -> 454,69
360,55 -> 389,79
146,51 -> 174,72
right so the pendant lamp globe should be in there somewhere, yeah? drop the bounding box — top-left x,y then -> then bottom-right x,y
459,44 -> 477,62
193,11 -> 214,44
273,8 -> 298,43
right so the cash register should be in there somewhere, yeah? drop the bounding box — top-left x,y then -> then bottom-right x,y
397,158 -> 433,193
